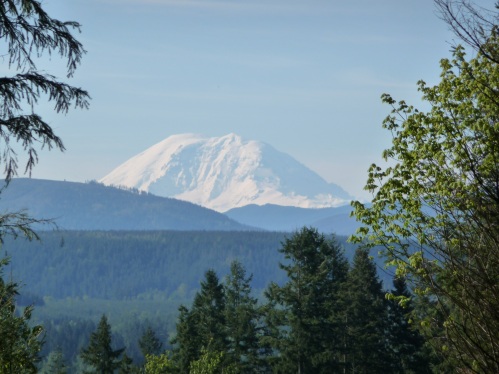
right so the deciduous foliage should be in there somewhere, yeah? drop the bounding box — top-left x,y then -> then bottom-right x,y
144,353 -> 175,374
264,227 -> 349,373
80,315 -> 124,373
351,39 -> 499,372
189,349 -> 237,374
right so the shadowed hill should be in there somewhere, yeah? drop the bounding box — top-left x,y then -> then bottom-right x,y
0,178 -> 251,231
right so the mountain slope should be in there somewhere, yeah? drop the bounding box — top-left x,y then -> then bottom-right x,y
0,178 -> 250,231
99,133 -> 352,212
224,204 -> 362,235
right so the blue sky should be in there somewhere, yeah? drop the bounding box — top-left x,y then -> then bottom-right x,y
27,0 -> 465,199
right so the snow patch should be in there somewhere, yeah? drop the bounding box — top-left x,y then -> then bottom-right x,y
99,133 -> 352,212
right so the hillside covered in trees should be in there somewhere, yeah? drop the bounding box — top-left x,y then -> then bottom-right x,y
0,179 -> 250,231
21,228 -> 436,373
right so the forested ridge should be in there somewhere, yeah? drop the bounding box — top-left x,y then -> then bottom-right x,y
7,228 -> 434,373
5,230 -> 319,299
0,179 -> 250,231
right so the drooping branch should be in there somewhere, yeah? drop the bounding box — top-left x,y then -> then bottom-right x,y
0,0 -> 90,181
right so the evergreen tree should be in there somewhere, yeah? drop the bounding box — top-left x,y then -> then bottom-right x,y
171,305 -> 200,373
80,315 -> 124,373
0,0 -> 87,369
264,227 -> 349,373
224,260 -> 264,372
139,326 -> 163,359
191,270 -> 227,354
386,277 -> 431,374
345,248 -> 391,373
0,0 -> 89,181
0,257 -> 43,373
40,349 -> 67,374
118,352 -> 139,374
410,295 -> 457,373
172,270 -> 227,373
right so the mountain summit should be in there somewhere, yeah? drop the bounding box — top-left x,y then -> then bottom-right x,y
99,133 -> 352,212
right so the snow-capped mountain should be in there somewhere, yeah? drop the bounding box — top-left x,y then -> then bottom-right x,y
99,133 -> 352,212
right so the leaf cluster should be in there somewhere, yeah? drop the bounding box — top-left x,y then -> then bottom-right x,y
352,37 -> 499,372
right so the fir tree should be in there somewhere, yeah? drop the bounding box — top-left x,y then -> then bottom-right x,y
345,248 -> 391,373
172,270 -> 226,373
0,258 -> 43,373
139,326 -> 163,359
224,260 -> 265,372
171,305 -> 200,373
118,352 -> 139,374
0,0 -> 89,181
80,315 -> 124,374
386,277 -> 431,374
264,227 -> 349,373
40,349 -> 67,374
191,270 -> 227,354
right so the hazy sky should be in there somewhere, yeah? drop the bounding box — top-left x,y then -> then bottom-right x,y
25,0 -> 471,199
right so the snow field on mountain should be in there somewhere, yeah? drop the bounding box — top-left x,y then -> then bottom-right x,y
100,133 -> 352,212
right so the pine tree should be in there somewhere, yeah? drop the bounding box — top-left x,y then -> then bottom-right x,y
224,260 -> 264,372
386,277 -> 431,374
40,349 -> 67,374
80,315 -> 124,374
118,352 -> 139,374
0,0 -> 89,181
172,270 -> 227,373
264,227 -> 349,373
139,326 -> 163,359
172,305 -> 200,373
0,257 -> 43,373
191,270 -> 227,354
345,248 -> 391,373
0,0 -> 88,369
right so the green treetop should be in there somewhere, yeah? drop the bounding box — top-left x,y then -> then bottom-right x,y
80,315 -> 124,373
224,260 -> 265,372
172,270 -> 227,373
351,37 -> 499,372
344,248 -> 391,373
40,349 -> 67,374
139,326 -> 163,359
264,227 -> 349,373
0,258 -> 43,373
